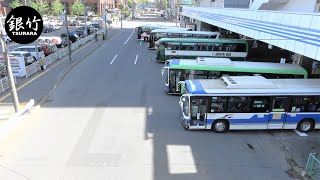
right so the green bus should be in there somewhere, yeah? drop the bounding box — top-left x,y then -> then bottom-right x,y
161,57 -> 308,94
156,38 -> 248,62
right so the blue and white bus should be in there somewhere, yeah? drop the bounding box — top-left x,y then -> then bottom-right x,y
179,76 -> 320,133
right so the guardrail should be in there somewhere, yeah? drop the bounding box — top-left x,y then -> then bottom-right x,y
24,30 -> 104,78
305,153 -> 320,180
0,76 -> 17,93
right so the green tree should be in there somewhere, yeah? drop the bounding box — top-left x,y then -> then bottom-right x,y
127,0 -> 135,8
30,0 -> 49,15
156,0 -> 167,10
51,0 -> 64,16
71,0 -> 84,19
138,0 -> 149,5
9,0 -> 23,9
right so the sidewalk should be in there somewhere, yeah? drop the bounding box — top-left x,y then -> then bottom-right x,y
0,27 -> 119,135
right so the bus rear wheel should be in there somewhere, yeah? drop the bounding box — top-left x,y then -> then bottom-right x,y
212,120 -> 229,133
297,119 -> 314,133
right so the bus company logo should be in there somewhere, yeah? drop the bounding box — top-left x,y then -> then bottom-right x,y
5,6 -> 43,44
222,114 -> 233,118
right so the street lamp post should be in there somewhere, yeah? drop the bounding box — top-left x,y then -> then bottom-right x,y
0,17 -> 19,112
83,0 -> 88,37
64,4 -> 72,63
102,2 -> 107,37
120,9 -> 123,29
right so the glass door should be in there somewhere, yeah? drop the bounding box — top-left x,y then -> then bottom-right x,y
190,97 -> 209,129
268,97 -> 287,129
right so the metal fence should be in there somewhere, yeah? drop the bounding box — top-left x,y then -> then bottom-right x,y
24,30 -> 103,78
0,76 -> 16,93
305,153 -> 320,180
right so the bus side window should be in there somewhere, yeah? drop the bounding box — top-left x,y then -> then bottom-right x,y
236,43 -> 247,52
290,96 -> 305,112
305,96 -> 320,112
272,97 -> 287,112
210,96 -> 227,112
251,97 -> 269,113
228,96 -> 251,112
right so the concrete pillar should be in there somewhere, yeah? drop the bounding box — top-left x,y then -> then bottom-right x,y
291,53 -> 302,65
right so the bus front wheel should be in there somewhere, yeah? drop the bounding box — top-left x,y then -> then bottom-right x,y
297,119 -> 314,133
212,120 -> 229,133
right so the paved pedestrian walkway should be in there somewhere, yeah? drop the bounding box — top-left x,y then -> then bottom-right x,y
0,27 -> 119,139
0,102 -> 29,123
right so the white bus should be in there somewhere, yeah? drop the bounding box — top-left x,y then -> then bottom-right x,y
162,57 -> 308,94
137,25 -> 191,41
148,29 -> 220,49
156,38 -> 248,62
179,76 -> 320,133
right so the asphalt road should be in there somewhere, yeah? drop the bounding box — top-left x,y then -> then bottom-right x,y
0,26 -> 302,180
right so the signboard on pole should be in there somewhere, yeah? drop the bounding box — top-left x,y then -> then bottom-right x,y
0,56 -> 26,77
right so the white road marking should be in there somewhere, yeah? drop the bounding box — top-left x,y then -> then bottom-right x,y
134,54 -> 139,64
294,130 -> 308,137
110,54 -> 118,64
140,40 -> 142,45
124,29 -> 135,45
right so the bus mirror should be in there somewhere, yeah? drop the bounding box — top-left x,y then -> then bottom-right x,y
161,68 -> 165,76
181,97 -> 186,102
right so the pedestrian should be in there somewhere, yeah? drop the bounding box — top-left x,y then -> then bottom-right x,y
38,58 -> 45,71
95,33 -> 98,41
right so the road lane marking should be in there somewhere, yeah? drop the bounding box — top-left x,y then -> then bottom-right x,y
110,54 -> 118,64
134,54 -> 139,64
294,130 -> 308,136
0,38 -> 95,102
124,29 -> 135,45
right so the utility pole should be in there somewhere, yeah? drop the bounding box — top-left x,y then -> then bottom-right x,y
176,5 -> 178,27
102,2 -> 107,36
83,0 -> 88,37
0,16 -> 19,112
120,8 -> 123,29
64,4 -> 72,63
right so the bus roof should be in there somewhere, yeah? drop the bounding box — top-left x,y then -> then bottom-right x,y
158,38 -> 248,44
138,24 -> 163,28
167,58 -> 308,77
185,76 -> 320,95
150,29 -> 217,34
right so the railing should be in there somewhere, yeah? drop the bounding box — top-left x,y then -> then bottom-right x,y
305,153 -> 320,180
24,30 -> 104,78
0,76 -> 17,93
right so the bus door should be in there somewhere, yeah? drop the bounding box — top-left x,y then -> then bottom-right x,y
169,70 -> 185,93
190,97 -> 209,129
157,44 -> 165,62
268,97 -> 288,129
